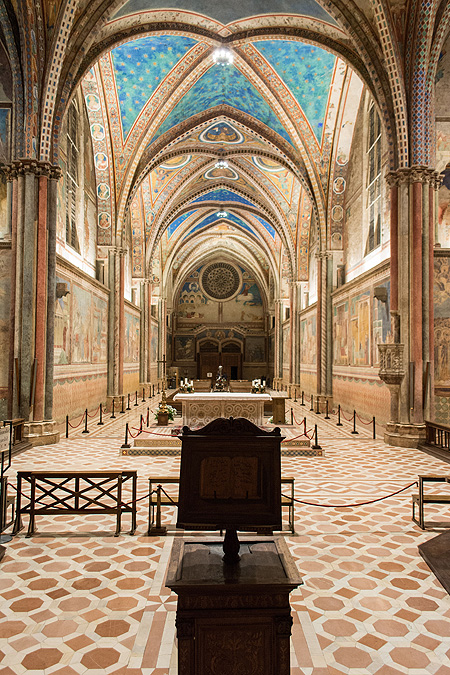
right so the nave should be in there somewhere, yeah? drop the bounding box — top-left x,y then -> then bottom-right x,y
1,402 -> 450,675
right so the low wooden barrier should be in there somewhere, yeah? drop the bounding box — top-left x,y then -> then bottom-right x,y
13,470 -> 137,537
148,476 -> 295,535
412,474 -> 450,529
424,421 -> 450,455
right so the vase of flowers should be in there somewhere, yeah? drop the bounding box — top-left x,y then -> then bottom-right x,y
155,391 -> 177,426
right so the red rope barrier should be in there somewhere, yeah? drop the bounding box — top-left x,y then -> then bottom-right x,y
128,426 -> 142,439
86,404 -> 101,418
340,409 -> 353,422
131,427 -> 175,437
282,481 -> 417,509
356,412 -> 373,425
68,410 -> 86,429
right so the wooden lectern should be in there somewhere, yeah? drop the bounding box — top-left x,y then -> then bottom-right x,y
165,417 -> 302,674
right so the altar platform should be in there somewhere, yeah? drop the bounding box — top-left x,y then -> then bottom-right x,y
125,423 -> 316,456
174,391 -> 270,427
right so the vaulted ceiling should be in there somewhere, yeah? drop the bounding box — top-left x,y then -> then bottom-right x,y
77,1 -> 365,303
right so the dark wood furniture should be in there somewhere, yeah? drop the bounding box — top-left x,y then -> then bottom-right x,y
166,537 -> 302,675
13,470 -> 137,536
412,475 -> 450,529
148,476 -> 295,535
177,417 -> 283,535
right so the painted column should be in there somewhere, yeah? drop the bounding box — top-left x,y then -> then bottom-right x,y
33,170 -> 49,421
107,247 -> 126,397
382,167 -> 434,446
429,173 -> 442,421
316,254 -> 322,395
118,251 -> 125,396
139,280 -> 150,385
273,299 -> 281,385
2,161 -> 62,443
44,166 -> 62,422
1,165 -> 18,419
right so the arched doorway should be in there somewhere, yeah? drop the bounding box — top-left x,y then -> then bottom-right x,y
198,340 -> 219,379
221,341 -> 242,380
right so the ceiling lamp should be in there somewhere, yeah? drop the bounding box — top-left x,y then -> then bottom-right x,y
216,210 -> 228,218
215,160 -> 229,169
213,47 -> 234,66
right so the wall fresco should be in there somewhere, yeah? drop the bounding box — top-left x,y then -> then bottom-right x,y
92,295 -> 107,363
0,249 -> 11,392
333,301 -> 348,365
124,311 -> 140,363
54,275 -> 71,365
175,336 -> 195,361
72,284 -> 92,363
300,315 -> 316,365
434,256 -> 450,387
350,291 -> 370,366
245,336 -> 265,362
372,281 -> 391,365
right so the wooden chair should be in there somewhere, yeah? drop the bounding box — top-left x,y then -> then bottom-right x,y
412,475 -> 450,529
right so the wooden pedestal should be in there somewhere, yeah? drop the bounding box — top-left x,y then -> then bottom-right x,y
166,537 -> 302,675
271,393 -> 288,424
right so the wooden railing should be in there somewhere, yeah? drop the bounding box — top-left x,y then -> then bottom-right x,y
425,421 -> 450,454
13,470 -> 137,537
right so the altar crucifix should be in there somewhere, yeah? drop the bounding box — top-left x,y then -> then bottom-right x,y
157,355 -> 167,390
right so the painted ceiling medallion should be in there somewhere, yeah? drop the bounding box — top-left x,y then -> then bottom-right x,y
160,154 -> 192,169
204,166 -> 239,180
252,156 -> 284,172
201,262 -> 241,300
199,121 -> 244,144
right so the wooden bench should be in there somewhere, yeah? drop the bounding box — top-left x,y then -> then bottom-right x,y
148,476 -> 295,535
13,470 -> 137,537
412,475 -> 450,529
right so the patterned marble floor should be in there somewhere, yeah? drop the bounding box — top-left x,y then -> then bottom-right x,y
1,400 -> 450,674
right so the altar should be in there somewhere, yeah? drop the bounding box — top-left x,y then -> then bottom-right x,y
174,392 -> 270,427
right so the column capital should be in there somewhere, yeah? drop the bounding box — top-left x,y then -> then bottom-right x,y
386,166 -> 436,186
5,158 -> 62,179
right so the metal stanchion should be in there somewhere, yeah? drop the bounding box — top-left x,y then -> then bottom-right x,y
290,408 -> 293,425
325,399 -> 330,419
311,424 -> 321,450
142,387 -> 146,403
110,399 -> 116,419
337,404 -> 342,426
82,409 -> 89,434
316,397 -> 321,414
97,403 -> 104,425
301,391 -> 304,406
134,390 -> 139,407
120,396 -> 125,414
373,416 -> 376,440
65,415 -> 69,438
310,394 -> 314,412
147,408 -> 150,427
351,410 -> 359,434
121,423 -> 131,449
127,393 -> 131,411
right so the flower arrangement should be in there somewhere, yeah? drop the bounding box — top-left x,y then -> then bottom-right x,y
251,378 -> 266,394
154,404 -> 177,422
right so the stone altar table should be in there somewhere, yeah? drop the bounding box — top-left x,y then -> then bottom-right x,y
174,392 -> 270,427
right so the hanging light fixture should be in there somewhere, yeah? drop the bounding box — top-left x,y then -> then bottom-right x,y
213,47 -> 234,66
215,159 -> 229,169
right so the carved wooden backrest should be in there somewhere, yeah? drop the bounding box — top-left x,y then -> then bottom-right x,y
177,417 -> 283,531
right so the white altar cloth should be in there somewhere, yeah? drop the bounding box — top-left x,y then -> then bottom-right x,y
174,392 -> 270,428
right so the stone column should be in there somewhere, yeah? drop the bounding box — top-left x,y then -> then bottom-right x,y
315,252 -> 330,409
139,280 -> 150,387
107,247 -> 126,400
3,160 -> 61,444
274,299 -> 282,386
290,281 -> 302,389
383,167 -> 436,447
